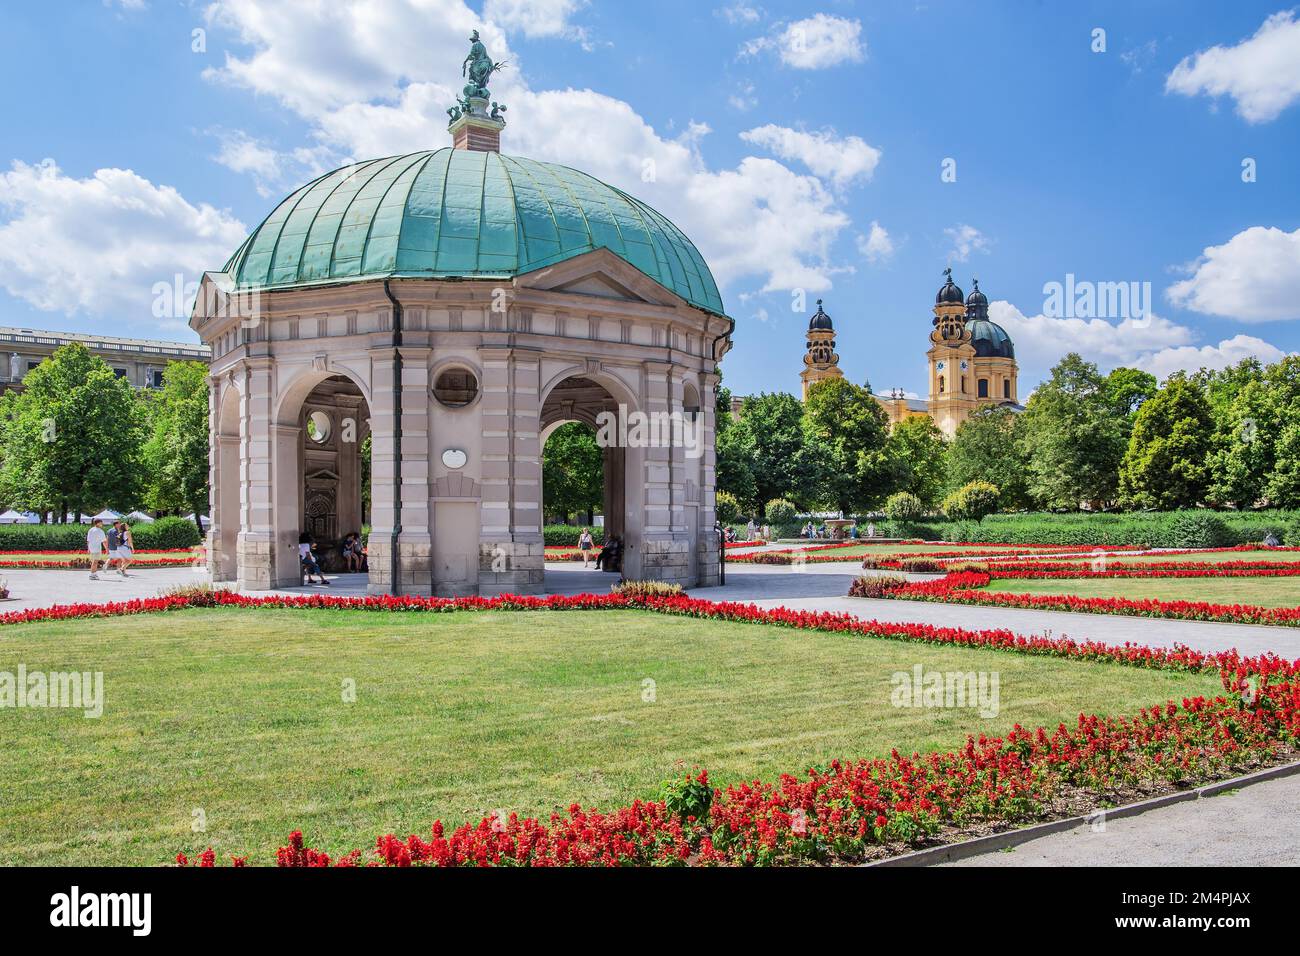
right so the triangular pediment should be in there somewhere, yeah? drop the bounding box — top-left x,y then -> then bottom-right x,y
515,248 -> 685,310
552,271 -> 643,301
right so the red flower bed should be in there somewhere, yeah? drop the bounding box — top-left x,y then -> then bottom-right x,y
730,541 -> 875,564
0,556 -> 198,569
0,548 -> 193,555
865,569 -> 1300,627
22,588 -> 1272,866
544,547 -> 603,562
981,560 -> 1300,579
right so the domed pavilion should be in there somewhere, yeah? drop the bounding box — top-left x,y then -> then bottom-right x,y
191,33 -> 732,595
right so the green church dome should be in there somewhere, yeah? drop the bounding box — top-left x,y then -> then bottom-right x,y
966,318 -> 1015,359
224,147 -> 726,317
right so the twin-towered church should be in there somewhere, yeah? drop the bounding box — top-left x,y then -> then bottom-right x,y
799,268 -> 1021,437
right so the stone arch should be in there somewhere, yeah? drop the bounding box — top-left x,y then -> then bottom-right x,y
539,370 -> 638,554
273,364 -> 372,428
265,366 -> 372,586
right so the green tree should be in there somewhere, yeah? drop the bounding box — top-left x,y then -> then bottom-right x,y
714,490 -> 741,525
1200,358 -> 1276,509
942,480 -> 1000,522
883,491 -> 926,522
764,497 -> 797,526
1018,353 -> 1125,508
0,343 -> 144,519
1103,366 -> 1158,447
542,422 -> 603,524
801,378 -> 894,515
142,360 -> 211,529
947,406 -> 1031,509
1103,367 -> 1158,418
714,391 -> 757,512
884,414 -> 948,507
1118,374 -> 1215,509
720,392 -> 816,512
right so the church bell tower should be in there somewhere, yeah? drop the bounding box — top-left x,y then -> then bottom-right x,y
800,299 -> 844,400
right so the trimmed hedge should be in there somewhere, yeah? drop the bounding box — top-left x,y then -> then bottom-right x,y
0,515 -> 203,552
544,524 -> 603,546
884,509 -> 1295,548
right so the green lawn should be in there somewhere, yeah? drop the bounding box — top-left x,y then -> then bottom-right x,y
1084,548 -> 1300,564
985,575 -> 1300,608
0,607 -> 1218,865
767,543 -> 1051,559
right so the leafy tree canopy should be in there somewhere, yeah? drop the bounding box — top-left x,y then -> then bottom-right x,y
0,343 -> 145,519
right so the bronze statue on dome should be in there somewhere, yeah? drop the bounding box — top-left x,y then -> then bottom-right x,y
461,30 -> 506,105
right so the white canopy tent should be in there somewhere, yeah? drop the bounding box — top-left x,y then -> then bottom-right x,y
126,510 -> 155,523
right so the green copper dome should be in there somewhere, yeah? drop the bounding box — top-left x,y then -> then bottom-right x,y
224,148 -> 726,316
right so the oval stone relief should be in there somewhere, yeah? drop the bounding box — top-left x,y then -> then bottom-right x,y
441,448 -> 468,469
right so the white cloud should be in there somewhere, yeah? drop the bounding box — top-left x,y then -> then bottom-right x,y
944,224 -> 989,262
1167,225 -> 1300,322
989,300 -> 1193,370
857,221 -> 894,263
739,124 -> 880,187
988,299 -> 1291,384
1165,10 -> 1300,122
482,0 -> 588,42
716,3 -> 762,25
1134,334 -> 1288,381
0,159 -> 246,326
742,13 -> 864,69
203,0 -> 857,297
727,81 -> 758,112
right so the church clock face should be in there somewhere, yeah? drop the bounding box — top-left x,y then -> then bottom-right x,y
960,360 -> 969,371
936,361 -> 946,371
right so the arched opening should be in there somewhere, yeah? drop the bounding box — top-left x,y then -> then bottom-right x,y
542,421 -> 603,527
270,372 -> 371,585
540,374 -> 631,569
978,378 -> 989,398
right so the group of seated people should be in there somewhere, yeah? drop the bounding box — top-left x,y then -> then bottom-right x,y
298,530 -> 368,585
799,521 -> 863,540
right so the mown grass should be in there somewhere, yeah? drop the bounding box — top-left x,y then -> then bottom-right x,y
0,607 -> 1219,865
984,575 -> 1300,608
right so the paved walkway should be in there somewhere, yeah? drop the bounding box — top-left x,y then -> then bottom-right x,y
945,773 -> 1300,866
6,559 -> 1300,658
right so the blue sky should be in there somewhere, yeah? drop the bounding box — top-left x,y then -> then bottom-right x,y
1,0 -> 1298,399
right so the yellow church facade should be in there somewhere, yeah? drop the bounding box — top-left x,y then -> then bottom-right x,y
799,270 -> 1021,438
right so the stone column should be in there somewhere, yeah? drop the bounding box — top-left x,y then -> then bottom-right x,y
367,345 -> 432,595
695,370 -> 721,587
272,423 -> 303,585
213,434 -> 240,581
477,344 -> 544,594
634,361 -> 690,584
236,358 -> 276,589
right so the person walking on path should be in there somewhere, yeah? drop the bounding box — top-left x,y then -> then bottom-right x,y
115,520 -> 135,576
578,527 -> 595,568
86,518 -> 108,580
105,521 -> 124,577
